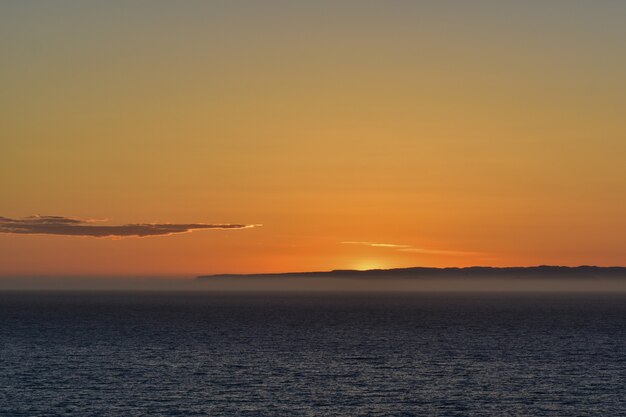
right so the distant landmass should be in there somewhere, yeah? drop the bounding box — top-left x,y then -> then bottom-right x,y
198,266 -> 626,280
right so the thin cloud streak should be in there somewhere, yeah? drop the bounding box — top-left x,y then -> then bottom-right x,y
0,215 -> 260,238
342,241 -> 482,256
397,248 -> 483,256
342,241 -> 411,248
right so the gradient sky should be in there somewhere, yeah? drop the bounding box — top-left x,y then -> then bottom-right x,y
1,1 -> 625,276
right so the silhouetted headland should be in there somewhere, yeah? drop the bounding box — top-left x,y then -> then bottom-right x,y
198,266 -> 626,280
196,266 -> 626,292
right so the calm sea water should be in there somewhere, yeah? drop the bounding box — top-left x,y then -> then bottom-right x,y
1,292 -> 625,416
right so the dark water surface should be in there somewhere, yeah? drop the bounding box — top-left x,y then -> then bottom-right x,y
1,292 -> 625,416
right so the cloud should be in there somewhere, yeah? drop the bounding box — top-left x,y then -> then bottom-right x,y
342,241 -> 411,248
0,215 -> 260,238
342,241 -> 481,256
396,248 -> 482,256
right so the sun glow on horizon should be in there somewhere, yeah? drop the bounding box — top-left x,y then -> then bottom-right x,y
352,260 -> 389,271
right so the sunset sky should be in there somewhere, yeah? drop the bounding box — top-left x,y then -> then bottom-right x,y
1,1 -> 625,276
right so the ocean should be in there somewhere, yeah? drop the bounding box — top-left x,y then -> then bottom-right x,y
1,292 -> 625,416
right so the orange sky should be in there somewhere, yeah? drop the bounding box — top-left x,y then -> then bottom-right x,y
1,1 -> 625,276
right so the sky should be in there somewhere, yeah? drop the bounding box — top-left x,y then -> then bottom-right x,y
1,1 -> 625,276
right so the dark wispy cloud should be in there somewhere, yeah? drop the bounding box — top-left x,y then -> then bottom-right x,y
0,215 -> 260,238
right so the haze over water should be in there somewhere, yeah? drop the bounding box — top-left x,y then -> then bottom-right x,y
3,266 -> 626,292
